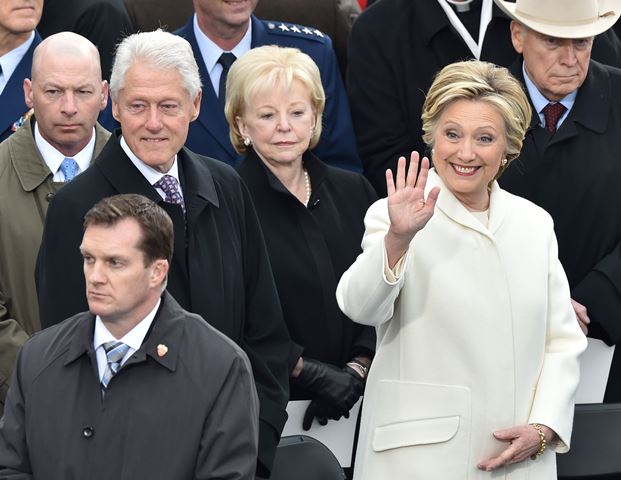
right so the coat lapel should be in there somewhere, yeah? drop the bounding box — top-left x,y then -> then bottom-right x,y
428,169 -> 505,239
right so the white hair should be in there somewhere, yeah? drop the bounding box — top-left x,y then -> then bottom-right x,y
109,29 -> 201,100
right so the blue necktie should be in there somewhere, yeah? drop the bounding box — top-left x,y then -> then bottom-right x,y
101,341 -> 130,390
154,174 -> 186,214
60,157 -> 79,182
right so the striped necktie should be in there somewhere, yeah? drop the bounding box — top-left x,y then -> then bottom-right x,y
101,341 -> 130,390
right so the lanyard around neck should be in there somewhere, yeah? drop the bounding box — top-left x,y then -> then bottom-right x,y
437,0 -> 493,59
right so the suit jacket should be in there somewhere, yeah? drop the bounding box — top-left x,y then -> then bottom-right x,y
37,0 -> 134,80
173,15 -> 361,172
36,133 -> 290,476
0,32 -> 41,143
347,0 -> 621,195
0,118 -> 109,415
236,149 -> 376,398
501,60 -> 621,402
0,292 -> 259,479
337,171 -> 587,479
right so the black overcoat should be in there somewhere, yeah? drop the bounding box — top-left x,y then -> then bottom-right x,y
0,292 -> 259,479
500,60 -> 621,402
236,150 -> 377,398
36,132 -> 290,475
347,0 -> 621,195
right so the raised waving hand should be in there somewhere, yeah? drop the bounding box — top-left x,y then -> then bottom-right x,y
385,152 -> 440,268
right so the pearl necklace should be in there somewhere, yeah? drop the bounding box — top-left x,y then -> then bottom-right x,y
303,168 -> 311,206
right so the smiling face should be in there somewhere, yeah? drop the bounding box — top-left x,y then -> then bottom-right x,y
431,99 -> 507,211
235,78 -> 316,170
81,218 -> 167,326
511,22 -> 592,102
112,62 -> 201,173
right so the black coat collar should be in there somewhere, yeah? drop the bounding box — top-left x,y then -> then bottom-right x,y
95,131 -> 220,222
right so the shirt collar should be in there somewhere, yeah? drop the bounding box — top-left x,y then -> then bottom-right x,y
34,121 -> 96,176
93,298 -> 161,352
522,62 -> 577,120
0,31 -> 35,94
192,12 -> 252,75
119,135 -> 181,188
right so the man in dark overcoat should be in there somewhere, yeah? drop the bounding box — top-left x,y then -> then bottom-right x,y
36,30 -> 290,477
495,0 -> 621,402
347,0 -> 621,195
0,193 -> 259,478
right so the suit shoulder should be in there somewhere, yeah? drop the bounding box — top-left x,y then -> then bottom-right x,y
180,310 -> 249,363
18,313 -> 90,373
260,19 -> 332,46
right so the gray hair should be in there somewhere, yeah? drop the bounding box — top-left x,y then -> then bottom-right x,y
109,29 -> 201,101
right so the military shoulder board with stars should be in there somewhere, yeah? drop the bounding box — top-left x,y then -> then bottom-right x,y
265,21 -> 327,43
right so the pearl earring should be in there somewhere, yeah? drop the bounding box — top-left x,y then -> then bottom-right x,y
243,137 -> 251,147
501,158 -> 507,167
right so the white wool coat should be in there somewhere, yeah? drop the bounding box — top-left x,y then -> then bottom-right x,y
337,170 -> 587,479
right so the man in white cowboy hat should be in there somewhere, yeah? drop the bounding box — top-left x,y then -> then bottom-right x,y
497,0 -> 621,403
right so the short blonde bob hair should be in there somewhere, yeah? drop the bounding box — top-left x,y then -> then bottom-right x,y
225,45 -> 326,154
422,60 -> 532,176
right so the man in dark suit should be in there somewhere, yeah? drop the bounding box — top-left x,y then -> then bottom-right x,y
1,193 -> 259,478
347,0 -> 621,195
495,0 -> 621,403
172,0 -> 361,172
0,0 -> 42,142
36,30 -> 290,478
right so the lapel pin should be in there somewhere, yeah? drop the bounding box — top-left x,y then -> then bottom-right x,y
157,344 -> 168,357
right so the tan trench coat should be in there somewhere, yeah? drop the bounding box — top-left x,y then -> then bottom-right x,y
0,118 -> 109,412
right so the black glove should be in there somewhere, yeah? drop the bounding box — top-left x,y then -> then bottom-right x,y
292,358 -> 364,428
302,399 -> 344,430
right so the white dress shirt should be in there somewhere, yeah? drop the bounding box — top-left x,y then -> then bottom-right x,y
0,32 -> 35,95
93,298 -> 161,382
34,122 -> 96,181
192,13 -> 252,96
119,136 -> 184,199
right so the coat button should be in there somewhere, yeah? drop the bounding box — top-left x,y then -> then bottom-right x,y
82,426 -> 94,438
46,192 -> 55,202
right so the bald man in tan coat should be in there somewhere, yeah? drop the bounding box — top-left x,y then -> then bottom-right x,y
0,32 -> 109,413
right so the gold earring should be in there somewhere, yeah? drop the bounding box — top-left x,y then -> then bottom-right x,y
501,158 -> 507,167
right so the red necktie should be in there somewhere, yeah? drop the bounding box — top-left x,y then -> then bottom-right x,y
542,102 -> 567,134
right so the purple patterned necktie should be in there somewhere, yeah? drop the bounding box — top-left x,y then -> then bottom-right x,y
154,174 -> 186,214
542,102 -> 567,134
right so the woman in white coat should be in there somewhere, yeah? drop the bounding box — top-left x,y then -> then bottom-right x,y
337,60 -> 587,479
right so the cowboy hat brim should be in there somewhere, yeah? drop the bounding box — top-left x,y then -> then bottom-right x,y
494,0 -> 621,38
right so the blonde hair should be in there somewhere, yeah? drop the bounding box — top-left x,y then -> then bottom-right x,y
225,45 -> 325,154
422,60 -> 532,176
